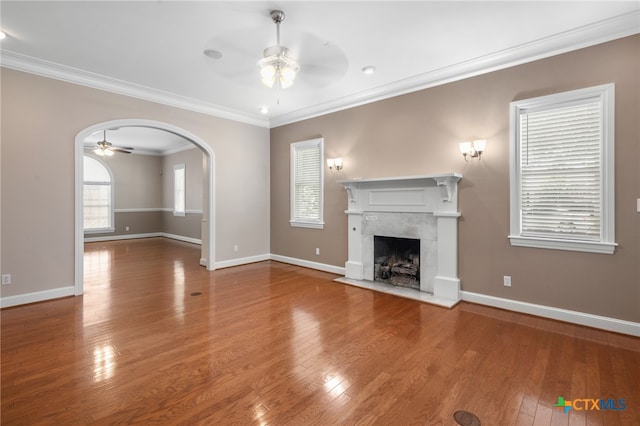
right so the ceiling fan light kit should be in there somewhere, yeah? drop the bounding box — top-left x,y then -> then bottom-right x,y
91,130 -> 133,156
258,10 -> 300,91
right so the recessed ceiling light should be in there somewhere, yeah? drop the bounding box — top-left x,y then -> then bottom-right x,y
0,31 -> 7,40
260,106 -> 269,114
203,49 -> 223,59
362,65 -> 376,75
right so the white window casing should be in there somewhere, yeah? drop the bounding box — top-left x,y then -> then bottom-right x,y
509,84 -> 616,254
174,163 -> 186,216
290,138 -> 324,229
83,155 -> 115,233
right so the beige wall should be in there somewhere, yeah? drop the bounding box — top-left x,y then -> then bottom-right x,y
162,147 -> 203,211
1,68 -> 270,298
105,152 -> 163,209
270,35 -> 640,322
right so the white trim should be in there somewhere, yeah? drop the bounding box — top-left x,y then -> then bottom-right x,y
114,208 -> 164,213
163,144 -> 198,156
162,233 -> 201,245
1,50 -> 269,128
215,254 -> 271,269
289,220 -> 325,229
1,286 -> 75,308
84,227 -> 115,234
173,163 -> 186,215
270,11 -> 639,127
461,291 -> 640,337
508,235 -> 617,254
270,254 -> 345,276
113,208 -> 204,214
84,232 -> 202,245
84,232 -> 163,242
83,154 -> 115,232
76,119 -> 217,298
1,12 -> 637,129
290,138 -> 325,229
509,83 -> 616,254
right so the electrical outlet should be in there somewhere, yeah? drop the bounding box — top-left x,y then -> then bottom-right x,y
233,245 -> 239,252
637,198 -> 640,213
125,226 -> 130,231
2,274 -> 11,285
503,276 -> 512,287
315,248 -> 320,256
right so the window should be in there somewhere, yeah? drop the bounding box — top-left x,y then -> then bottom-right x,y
83,155 -> 114,232
290,138 -> 324,229
174,164 -> 186,216
509,84 -> 616,254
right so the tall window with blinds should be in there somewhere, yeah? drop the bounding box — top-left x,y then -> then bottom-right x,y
174,164 -> 186,216
290,138 -> 324,229
83,155 -> 114,232
509,84 -> 616,254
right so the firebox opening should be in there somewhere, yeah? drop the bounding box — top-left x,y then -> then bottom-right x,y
373,236 -> 420,290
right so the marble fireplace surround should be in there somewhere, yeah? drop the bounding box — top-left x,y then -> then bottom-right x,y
336,174 -> 462,308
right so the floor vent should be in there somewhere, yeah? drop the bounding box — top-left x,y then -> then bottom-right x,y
453,410 -> 481,426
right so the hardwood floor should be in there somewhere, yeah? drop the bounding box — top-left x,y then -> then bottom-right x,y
2,238 -> 639,425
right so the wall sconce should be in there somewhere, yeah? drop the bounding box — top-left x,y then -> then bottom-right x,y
459,139 -> 486,161
327,158 -> 343,171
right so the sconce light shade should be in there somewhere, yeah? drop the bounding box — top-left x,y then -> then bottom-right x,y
459,139 -> 486,161
327,158 -> 343,171
474,139 -> 487,152
459,141 -> 472,155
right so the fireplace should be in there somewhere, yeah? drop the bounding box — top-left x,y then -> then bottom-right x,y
337,173 -> 462,307
374,236 -> 420,289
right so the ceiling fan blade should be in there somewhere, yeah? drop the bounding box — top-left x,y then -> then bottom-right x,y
112,148 -> 132,154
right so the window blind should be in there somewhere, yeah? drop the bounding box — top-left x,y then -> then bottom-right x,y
293,144 -> 321,222
174,165 -> 185,214
84,184 -> 111,229
519,101 -> 601,241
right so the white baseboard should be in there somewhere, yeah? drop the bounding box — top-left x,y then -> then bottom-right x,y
84,232 -> 163,242
270,254 -> 345,275
84,232 -> 201,245
161,233 -> 202,245
1,286 -> 75,308
461,291 -> 640,337
215,254 -> 271,269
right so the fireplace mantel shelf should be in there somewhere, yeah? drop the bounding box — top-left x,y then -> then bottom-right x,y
337,172 -> 462,185
338,173 -> 462,205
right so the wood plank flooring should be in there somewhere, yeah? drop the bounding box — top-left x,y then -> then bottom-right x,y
2,237 -> 639,425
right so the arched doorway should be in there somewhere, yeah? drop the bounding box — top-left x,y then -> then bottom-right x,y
74,119 -> 216,296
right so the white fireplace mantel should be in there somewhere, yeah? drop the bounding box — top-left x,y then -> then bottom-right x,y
337,173 -> 463,307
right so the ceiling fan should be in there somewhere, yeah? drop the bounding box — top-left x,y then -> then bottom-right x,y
202,9 -> 349,92
89,130 -> 134,156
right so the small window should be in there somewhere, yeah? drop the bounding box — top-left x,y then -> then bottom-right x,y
290,138 -> 324,229
174,164 -> 186,216
83,155 -> 114,232
509,84 -> 616,254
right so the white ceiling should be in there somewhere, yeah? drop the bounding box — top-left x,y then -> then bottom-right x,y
83,126 -> 194,156
1,1 -> 639,139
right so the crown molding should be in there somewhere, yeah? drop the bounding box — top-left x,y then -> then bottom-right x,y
1,10 -> 637,129
270,10 -> 640,127
0,50 -> 270,128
